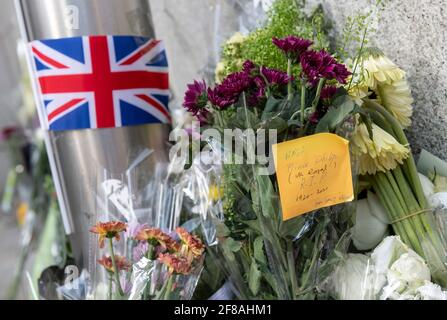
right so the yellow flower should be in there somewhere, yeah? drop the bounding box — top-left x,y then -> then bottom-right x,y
215,61 -> 226,84
377,78 -> 414,128
348,83 -> 370,106
348,49 -> 413,127
226,32 -> 247,45
16,202 -> 28,226
360,49 -> 406,89
351,122 -> 410,175
208,184 -> 223,202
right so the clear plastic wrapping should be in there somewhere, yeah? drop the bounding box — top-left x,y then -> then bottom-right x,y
79,147 -> 206,300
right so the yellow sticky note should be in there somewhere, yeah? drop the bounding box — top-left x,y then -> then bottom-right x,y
272,133 -> 354,221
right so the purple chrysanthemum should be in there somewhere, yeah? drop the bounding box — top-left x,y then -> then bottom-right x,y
208,71 -> 252,109
207,87 -> 238,109
300,50 -> 351,85
332,63 -> 351,84
183,80 -> 208,114
272,36 -> 313,61
260,66 -> 293,85
242,60 -> 256,74
320,85 -> 338,101
183,80 -> 210,122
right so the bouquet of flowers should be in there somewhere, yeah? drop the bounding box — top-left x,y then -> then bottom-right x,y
89,221 -> 205,300
181,1 -> 360,298
346,48 -> 447,289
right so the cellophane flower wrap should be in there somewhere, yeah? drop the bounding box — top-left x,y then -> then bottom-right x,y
58,148 -> 207,300
180,1 -> 360,299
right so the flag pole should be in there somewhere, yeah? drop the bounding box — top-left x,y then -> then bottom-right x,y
14,0 -> 75,234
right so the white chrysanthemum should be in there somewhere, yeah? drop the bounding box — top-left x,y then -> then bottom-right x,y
361,50 -> 406,89
348,84 -> 370,106
226,32 -> 246,45
215,61 -> 226,84
351,122 -> 410,175
331,254 -> 386,300
377,78 -> 414,128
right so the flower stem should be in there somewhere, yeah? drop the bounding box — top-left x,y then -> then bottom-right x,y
143,244 -> 154,300
363,99 -> 426,207
287,59 -> 293,101
108,275 -> 113,300
108,238 -> 125,297
300,83 -> 306,123
286,240 -> 299,299
369,175 -> 411,245
163,275 -> 174,300
311,78 -> 325,113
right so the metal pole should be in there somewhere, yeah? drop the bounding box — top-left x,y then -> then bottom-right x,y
15,0 -> 170,267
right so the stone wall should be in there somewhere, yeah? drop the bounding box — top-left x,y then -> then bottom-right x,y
307,0 -> 447,160
150,0 -> 447,160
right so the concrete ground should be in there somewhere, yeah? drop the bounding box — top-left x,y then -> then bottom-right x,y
0,214 -> 23,299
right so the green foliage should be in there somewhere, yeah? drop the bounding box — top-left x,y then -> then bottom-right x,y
336,0 -> 387,61
221,0 -> 329,75
315,95 -> 356,133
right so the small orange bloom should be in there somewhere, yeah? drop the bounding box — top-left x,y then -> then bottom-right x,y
158,253 -> 192,275
97,255 -> 131,273
176,227 -> 205,259
135,228 -> 179,252
90,221 -> 127,248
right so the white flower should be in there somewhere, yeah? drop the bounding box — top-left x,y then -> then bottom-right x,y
377,78 -> 413,128
353,196 -> 389,251
360,50 -> 406,89
351,122 -> 410,175
371,236 -> 410,275
331,254 -> 385,300
429,192 -> 447,209
381,252 -> 431,300
418,173 -> 435,199
416,281 -> 447,300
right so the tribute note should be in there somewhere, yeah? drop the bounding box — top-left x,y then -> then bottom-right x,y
272,133 -> 354,221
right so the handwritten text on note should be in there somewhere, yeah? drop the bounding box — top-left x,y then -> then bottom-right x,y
272,133 -> 354,221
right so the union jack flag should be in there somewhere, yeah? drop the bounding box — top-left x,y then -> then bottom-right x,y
30,35 -> 171,131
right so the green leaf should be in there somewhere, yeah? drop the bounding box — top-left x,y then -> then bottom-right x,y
221,237 -> 242,262
253,237 -> 267,264
315,96 -> 356,133
254,174 -> 277,218
287,119 -> 302,127
234,195 -> 257,220
263,96 -> 281,116
248,258 -> 262,296
227,237 -> 243,252
279,216 -> 306,238
216,222 -> 230,237
243,219 -> 263,235
260,117 -> 288,132
234,105 -> 260,129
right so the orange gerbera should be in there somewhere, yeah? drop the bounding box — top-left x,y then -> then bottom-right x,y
158,253 -> 192,275
135,228 -> 179,252
98,255 -> 131,273
176,227 -> 205,259
90,221 -> 127,248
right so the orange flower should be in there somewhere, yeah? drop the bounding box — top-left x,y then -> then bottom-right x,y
158,253 -> 192,275
135,228 -> 179,252
176,227 -> 205,259
90,221 -> 127,248
98,255 -> 131,273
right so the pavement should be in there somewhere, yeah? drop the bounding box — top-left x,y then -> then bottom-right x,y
0,214 -> 24,299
